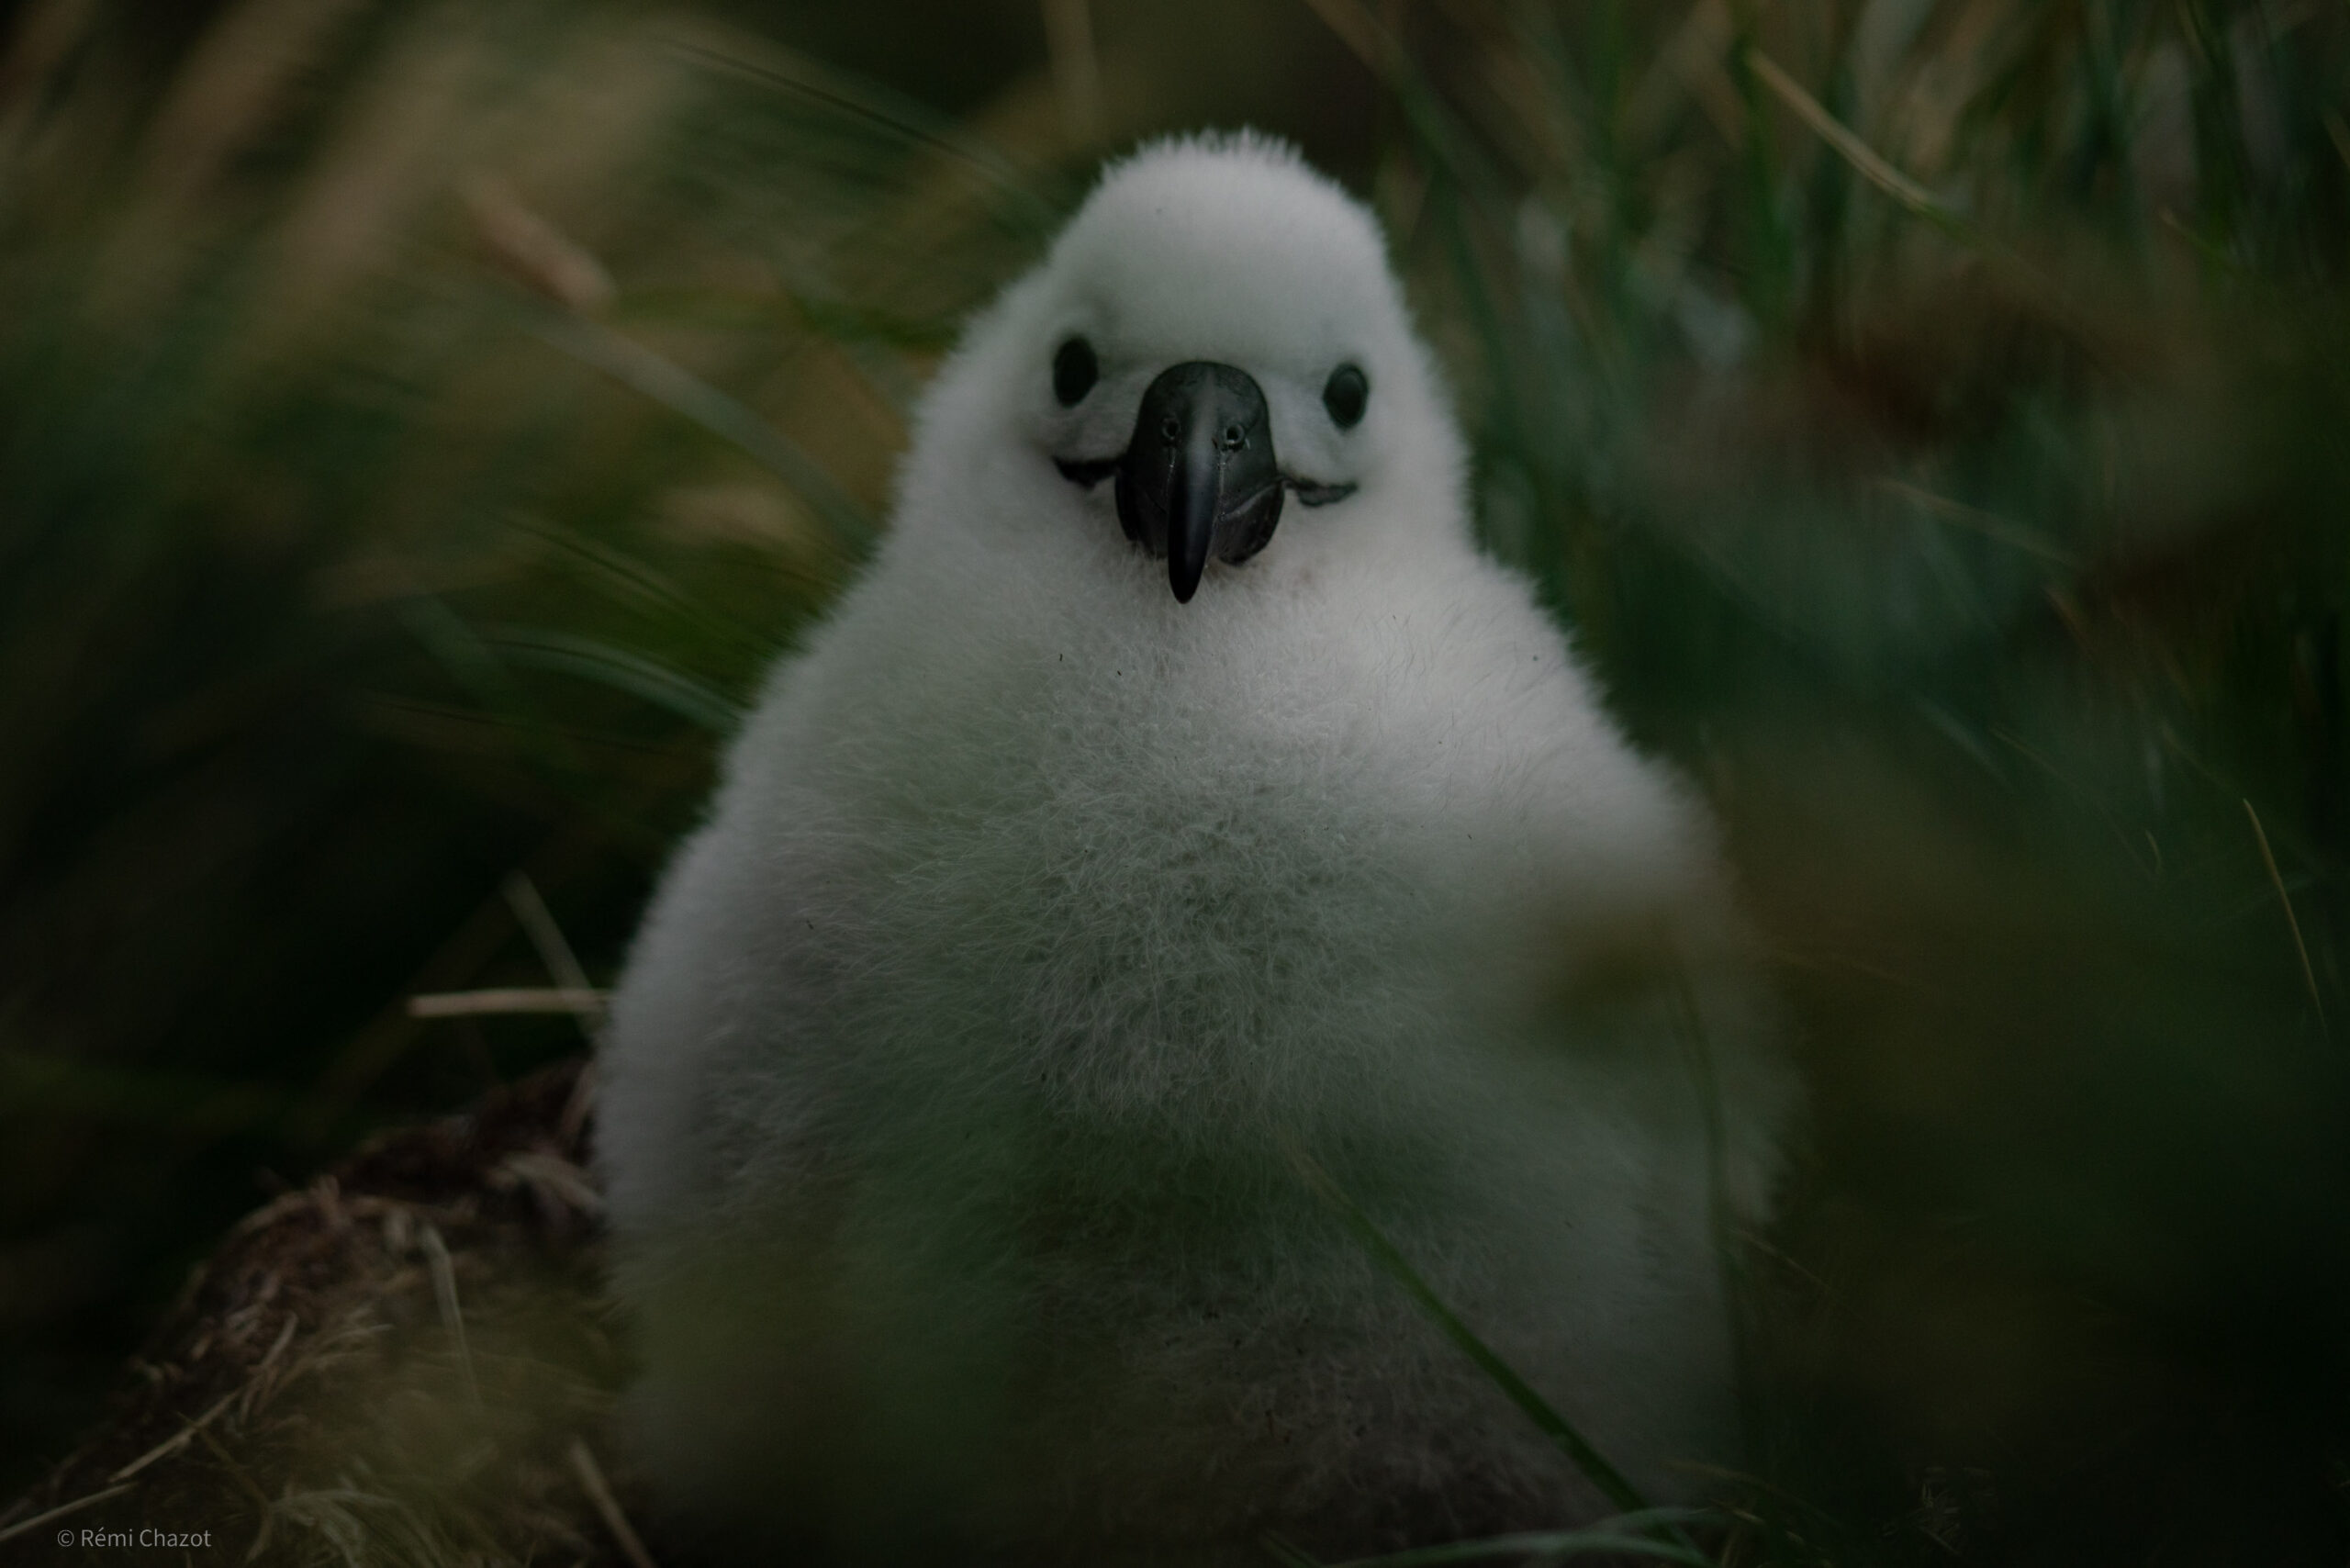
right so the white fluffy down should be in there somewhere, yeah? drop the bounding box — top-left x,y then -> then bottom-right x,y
597,132 -> 1794,1564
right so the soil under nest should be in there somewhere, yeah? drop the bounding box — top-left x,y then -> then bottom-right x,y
0,1059 -> 655,1568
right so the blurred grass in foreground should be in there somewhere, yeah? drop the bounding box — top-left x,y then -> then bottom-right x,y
1346,2 -> 2350,1561
1,0 -> 2347,1562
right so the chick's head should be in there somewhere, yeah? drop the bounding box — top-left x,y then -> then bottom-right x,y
903,132 -> 1466,604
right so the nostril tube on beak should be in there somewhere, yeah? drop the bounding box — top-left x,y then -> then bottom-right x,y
1114,361 -> 1285,603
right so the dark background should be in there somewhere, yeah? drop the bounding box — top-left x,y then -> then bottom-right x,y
3,2 -> 2348,1562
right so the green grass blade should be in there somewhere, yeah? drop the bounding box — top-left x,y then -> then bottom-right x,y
520,305 -> 877,557
1282,1142 -> 1663,1527
1326,1518 -> 1718,1567
665,34 -> 1057,233
483,626 -> 746,734
505,514 -> 779,664
1259,1530 -> 1327,1567
0,1049 -> 290,1137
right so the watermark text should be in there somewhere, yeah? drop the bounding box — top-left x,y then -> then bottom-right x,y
61,1529 -> 213,1550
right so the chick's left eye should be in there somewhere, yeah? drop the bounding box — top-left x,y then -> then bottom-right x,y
1323,363 -> 1369,429
1053,337 -> 1099,406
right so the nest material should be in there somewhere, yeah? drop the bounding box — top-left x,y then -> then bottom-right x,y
0,1060 -> 649,1568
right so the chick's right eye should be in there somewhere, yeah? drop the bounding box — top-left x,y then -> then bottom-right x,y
1323,363 -> 1369,429
1053,337 -> 1099,406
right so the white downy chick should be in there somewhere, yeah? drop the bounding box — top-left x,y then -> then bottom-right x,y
597,132 -> 1793,1565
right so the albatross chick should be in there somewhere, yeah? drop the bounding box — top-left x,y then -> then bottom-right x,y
597,132 -> 1793,1566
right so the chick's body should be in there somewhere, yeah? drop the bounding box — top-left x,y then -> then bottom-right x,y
598,136 -> 1790,1564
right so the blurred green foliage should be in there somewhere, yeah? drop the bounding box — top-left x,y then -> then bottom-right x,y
2,0 -> 2347,1562
1348,3 -> 2350,1560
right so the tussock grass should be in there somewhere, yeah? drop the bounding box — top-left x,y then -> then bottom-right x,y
3,1 -> 2348,1564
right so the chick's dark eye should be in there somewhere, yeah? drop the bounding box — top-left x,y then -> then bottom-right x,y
1323,363 -> 1369,429
1053,337 -> 1098,406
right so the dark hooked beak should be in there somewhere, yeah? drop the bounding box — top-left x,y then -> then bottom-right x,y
1112,362 -> 1284,603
